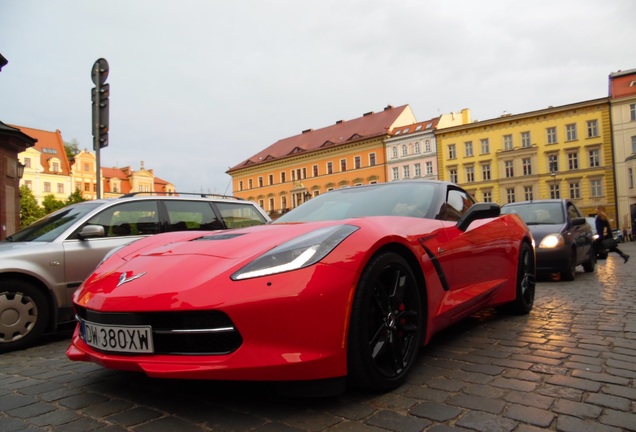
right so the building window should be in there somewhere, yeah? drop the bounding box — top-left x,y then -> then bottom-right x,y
268,174 -> 274,185
589,149 -> 600,167
239,180 -> 243,191
25,180 -> 32,189
466,166 -> 475,182
426,161 -> 433,175
269,197 -> 275,211
392,147 -> 398,159
505,160 -> 514,178
630,103 -> 636,121
392,167 -> 399,180
340,159 -> 347,172
448,144 -> 456,159
25,158 -> 32,168
548,154 -> 559,172
354,156 -> 361,169
83,162 -> 89,171
449,168 -> 458,183
568,152 -> 579,170
425,140 -> 431,152
547,127 -> 557,144
481,163 -> 491,181
506,188 -> 515,203
403,165 -> 410,178
281,196 -> 287,211
503,135 -> 513,151
281,172 -> 286,183
483,191 -> 492,202
258,176 -> 263,187
480,138 -> 490,154
57,183 -> 64,194
259,199 -> 264,210
632,136 -> 636,154
550,183 -> 560,199
521,131 -> 531,148
590,179 -> 602,197
414,163 -> 421,177
566,123 -> 577,141
248,179 -> 253,189
326,162 -> 333,174
522,158 -> 532,176
84,182 -> 90,192
402,145 -> 408,157
369,153 -> 376,166
587,120 -> 599,138
44,182 -> 51,193
524,186 -> 533,201
569,182 -> 580,199
414,142 -> 421,153
465,141 -> 473,157
629,168 -> 634,189
52,162 -> 59,172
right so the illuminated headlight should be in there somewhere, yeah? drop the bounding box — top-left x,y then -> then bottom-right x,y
592,234 -> 600,241
231,225 -> 359,280
539,234 -> 564,249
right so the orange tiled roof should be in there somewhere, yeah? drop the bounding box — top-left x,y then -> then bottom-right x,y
389,117 -> 439,136
228,104 -> 412,172
11,125 -> 71,175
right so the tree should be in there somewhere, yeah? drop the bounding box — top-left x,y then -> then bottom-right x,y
42,194 -> 66,214
66,188 -> 87,205
19,186 -> 45,228
64,138 -> 81,160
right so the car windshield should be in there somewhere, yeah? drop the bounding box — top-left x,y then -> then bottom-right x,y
3,201 -> 103,242
501,202 -> 564,225
275,182 -> 437,223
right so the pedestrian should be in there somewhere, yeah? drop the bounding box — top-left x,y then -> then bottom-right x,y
595,206 -> 629,263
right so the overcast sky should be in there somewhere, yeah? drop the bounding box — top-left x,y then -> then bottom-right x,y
1,0 -> 634,194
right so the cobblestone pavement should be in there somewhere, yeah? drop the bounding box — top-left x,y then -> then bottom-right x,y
1,243 -> 635,432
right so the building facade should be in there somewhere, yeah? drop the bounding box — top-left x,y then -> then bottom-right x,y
608,68 -> 636,232
385,109 -> 472,182
227,105 -> 417,217
436,98 -> 615,220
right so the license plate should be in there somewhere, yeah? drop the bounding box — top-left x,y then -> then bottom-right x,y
80,320 -> 154,354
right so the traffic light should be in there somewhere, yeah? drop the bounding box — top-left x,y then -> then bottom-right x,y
91,58 -> 109,150
91,83 -> 109,149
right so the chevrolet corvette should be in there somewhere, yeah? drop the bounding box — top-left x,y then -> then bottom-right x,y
67,180 -> 535,394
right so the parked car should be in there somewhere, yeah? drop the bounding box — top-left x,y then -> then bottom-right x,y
612,229 -> 624,243
0,193 -> 270,352
68,180 -> 535,394
586,216 -> 609,259
501,199 -> 595,281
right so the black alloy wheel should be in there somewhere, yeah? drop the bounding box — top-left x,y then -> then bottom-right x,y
347,252 -> 423,392
505,242 -> 536,314
561,249 -> 577,281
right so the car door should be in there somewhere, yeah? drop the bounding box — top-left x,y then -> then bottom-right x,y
435,187 -> 512,316
566,202 -> 591,263
61,200 -> 160,305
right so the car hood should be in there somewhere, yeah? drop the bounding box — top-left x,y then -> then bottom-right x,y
74,220 -> 364,311
526,223 -> 565,242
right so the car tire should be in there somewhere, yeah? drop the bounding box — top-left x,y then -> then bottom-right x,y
561,249 -> 577,281
347,252 -> 423,392
582,248 -> 596,273
503,242 -> 535,315
0,280 -> 50,352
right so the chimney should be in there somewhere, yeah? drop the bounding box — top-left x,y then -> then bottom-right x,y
302,128 -> 313,134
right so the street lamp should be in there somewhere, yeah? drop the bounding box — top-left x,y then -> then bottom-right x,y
16,161 -> 25,179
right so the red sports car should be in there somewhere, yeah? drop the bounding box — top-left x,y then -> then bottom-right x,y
67,180 -> 535,394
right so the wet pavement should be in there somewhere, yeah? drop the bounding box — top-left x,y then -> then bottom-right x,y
1,242 -> 635,431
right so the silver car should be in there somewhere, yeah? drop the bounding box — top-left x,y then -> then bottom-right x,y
0,194 -> 270,351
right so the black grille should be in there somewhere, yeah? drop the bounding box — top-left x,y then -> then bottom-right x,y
75,307 -> 242,355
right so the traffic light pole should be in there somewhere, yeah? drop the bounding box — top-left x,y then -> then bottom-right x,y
91,58 -> 109,199
93,62 -> 102,199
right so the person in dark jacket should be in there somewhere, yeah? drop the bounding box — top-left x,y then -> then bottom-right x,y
596,205 -> 629,263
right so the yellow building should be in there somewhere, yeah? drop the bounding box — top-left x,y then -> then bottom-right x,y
436,98 -> 616,220
227,105 -> 417,217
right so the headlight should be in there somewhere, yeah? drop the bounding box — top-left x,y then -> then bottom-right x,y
539,234 -> 564,249
231,225 -> 359,280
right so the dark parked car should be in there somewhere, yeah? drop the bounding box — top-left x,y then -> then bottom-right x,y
501,199 -> 595,281
0,193 -> 270,352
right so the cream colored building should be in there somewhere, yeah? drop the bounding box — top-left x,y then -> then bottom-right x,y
609,68 -> 636,231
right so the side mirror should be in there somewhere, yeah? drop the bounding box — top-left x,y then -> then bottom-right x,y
77,225 -> 105,240
456,203 -> 501,232
571,217 -> 586,227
